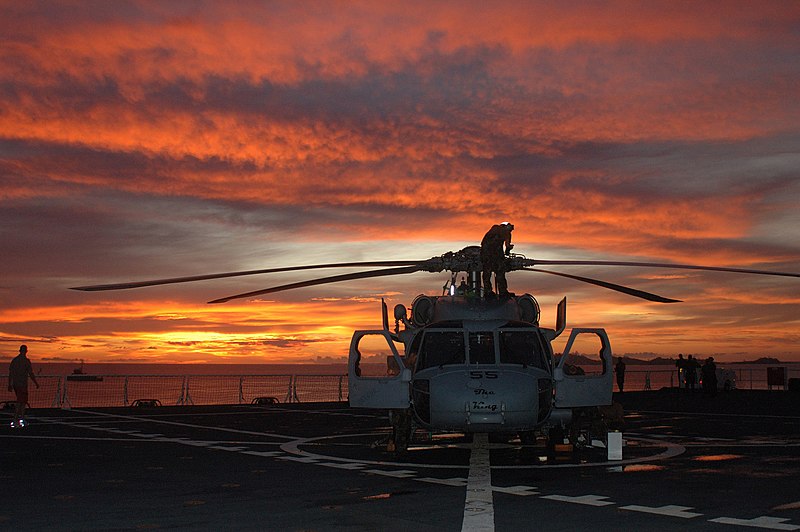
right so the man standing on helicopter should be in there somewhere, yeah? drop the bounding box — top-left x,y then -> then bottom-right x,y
481,222 -> 514,295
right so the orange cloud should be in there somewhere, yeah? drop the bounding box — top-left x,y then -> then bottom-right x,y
2,2 -> 799,364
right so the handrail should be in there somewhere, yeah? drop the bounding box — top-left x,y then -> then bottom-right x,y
2,367 -> 795,409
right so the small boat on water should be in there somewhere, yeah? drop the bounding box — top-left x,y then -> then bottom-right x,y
66,360 -> 103,382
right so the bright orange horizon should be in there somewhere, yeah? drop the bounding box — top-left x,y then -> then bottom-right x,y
2,1 -> 800,365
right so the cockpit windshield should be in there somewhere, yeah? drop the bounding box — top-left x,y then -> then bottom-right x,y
499,330 -> 548,369
469,332 -> 495,364
417,331 -> 465,369
415,327 -> 549,370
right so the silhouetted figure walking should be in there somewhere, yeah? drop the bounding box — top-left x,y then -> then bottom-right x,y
481,222 -> 514,296
8,345 -> 39,428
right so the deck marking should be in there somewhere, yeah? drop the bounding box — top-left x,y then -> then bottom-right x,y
417,477 -> 467,487
491,437 -> 685,469
280,433 -> 468,469
208,445 -> 248,452
281,432 -> 684,470
620,504 -> 702,518
362,469 -> 417,478
317,461 -> 367,470
709,516 -> 800,530
492,485 -> 539,496
541,494 -> 615,506
277,456 -> 320,464
241,451 -> 282,458
176,440 -> 213,447
0,434 -> 161,443
67,409 -> 297,440
461,433 -> 494,532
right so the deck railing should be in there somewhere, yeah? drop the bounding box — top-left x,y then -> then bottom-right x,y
2,366 -> 797,409
1,374 -> 349,409
616,367 -> 800,392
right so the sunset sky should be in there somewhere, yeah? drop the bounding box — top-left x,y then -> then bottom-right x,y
2,1 -> 800,365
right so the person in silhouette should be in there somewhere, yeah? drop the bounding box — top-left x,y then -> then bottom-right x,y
684,355 -> 700,391
480,222 -> 514,296
615,357 -> 626,393
701,357 -> 718,396
7,345 -> 39,428
675,354 -> 686,388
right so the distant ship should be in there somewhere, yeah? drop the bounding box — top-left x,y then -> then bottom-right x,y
66,360 -> 103,382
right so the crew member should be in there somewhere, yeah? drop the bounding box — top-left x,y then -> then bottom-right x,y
615,357 -> 626,393
480,222 -> 514,295
8,345 -> 39,428
701,357 -> 717,396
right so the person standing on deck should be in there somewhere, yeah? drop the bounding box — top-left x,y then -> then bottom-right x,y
8,345 -> 39,428
701,357 -> 718,396
615,357 -> 626,393
684,355 -> 700,391
675,354 -> 686,388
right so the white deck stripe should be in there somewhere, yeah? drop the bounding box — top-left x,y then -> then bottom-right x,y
620,504 -> 702,518
68,409 -> 296,439
709,516 -> 800,530
461,433 -> 494,532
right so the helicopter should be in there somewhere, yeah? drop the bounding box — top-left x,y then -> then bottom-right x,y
72,240 -> 800,454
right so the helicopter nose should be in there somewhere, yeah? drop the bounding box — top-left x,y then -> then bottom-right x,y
423,369 -> 543,432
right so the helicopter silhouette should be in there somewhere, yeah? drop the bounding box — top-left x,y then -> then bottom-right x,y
72,244 -> 800,455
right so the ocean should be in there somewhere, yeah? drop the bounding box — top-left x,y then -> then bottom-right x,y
28,361 -> 800,387
30,362 -> 349,377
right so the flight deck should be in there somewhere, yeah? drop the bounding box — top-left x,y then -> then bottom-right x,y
2,389 -> 799,531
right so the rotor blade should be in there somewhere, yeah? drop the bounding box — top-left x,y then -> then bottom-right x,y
529,259 -> 800,279
208,265 -> 423,304
522,268 -> 681,303
70,261 -> 422,291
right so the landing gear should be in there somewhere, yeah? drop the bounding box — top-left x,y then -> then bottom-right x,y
538,404 -> 625,460
566,408 -> 606,450
388,408 -> 413,457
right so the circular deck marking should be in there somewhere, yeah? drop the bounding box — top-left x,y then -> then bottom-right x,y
280,432 -> 685,469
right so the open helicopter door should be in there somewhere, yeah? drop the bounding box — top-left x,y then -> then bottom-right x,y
348,330 -> 411,409
553,328 -> 613,408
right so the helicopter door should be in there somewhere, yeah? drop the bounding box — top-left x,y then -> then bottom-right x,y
554,328 -> 613,408
348,330 -> 411,409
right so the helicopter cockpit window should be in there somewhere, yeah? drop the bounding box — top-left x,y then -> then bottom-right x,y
499,330 -> 547,369
418,331 -> 465,369
469,332 -> 496,364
